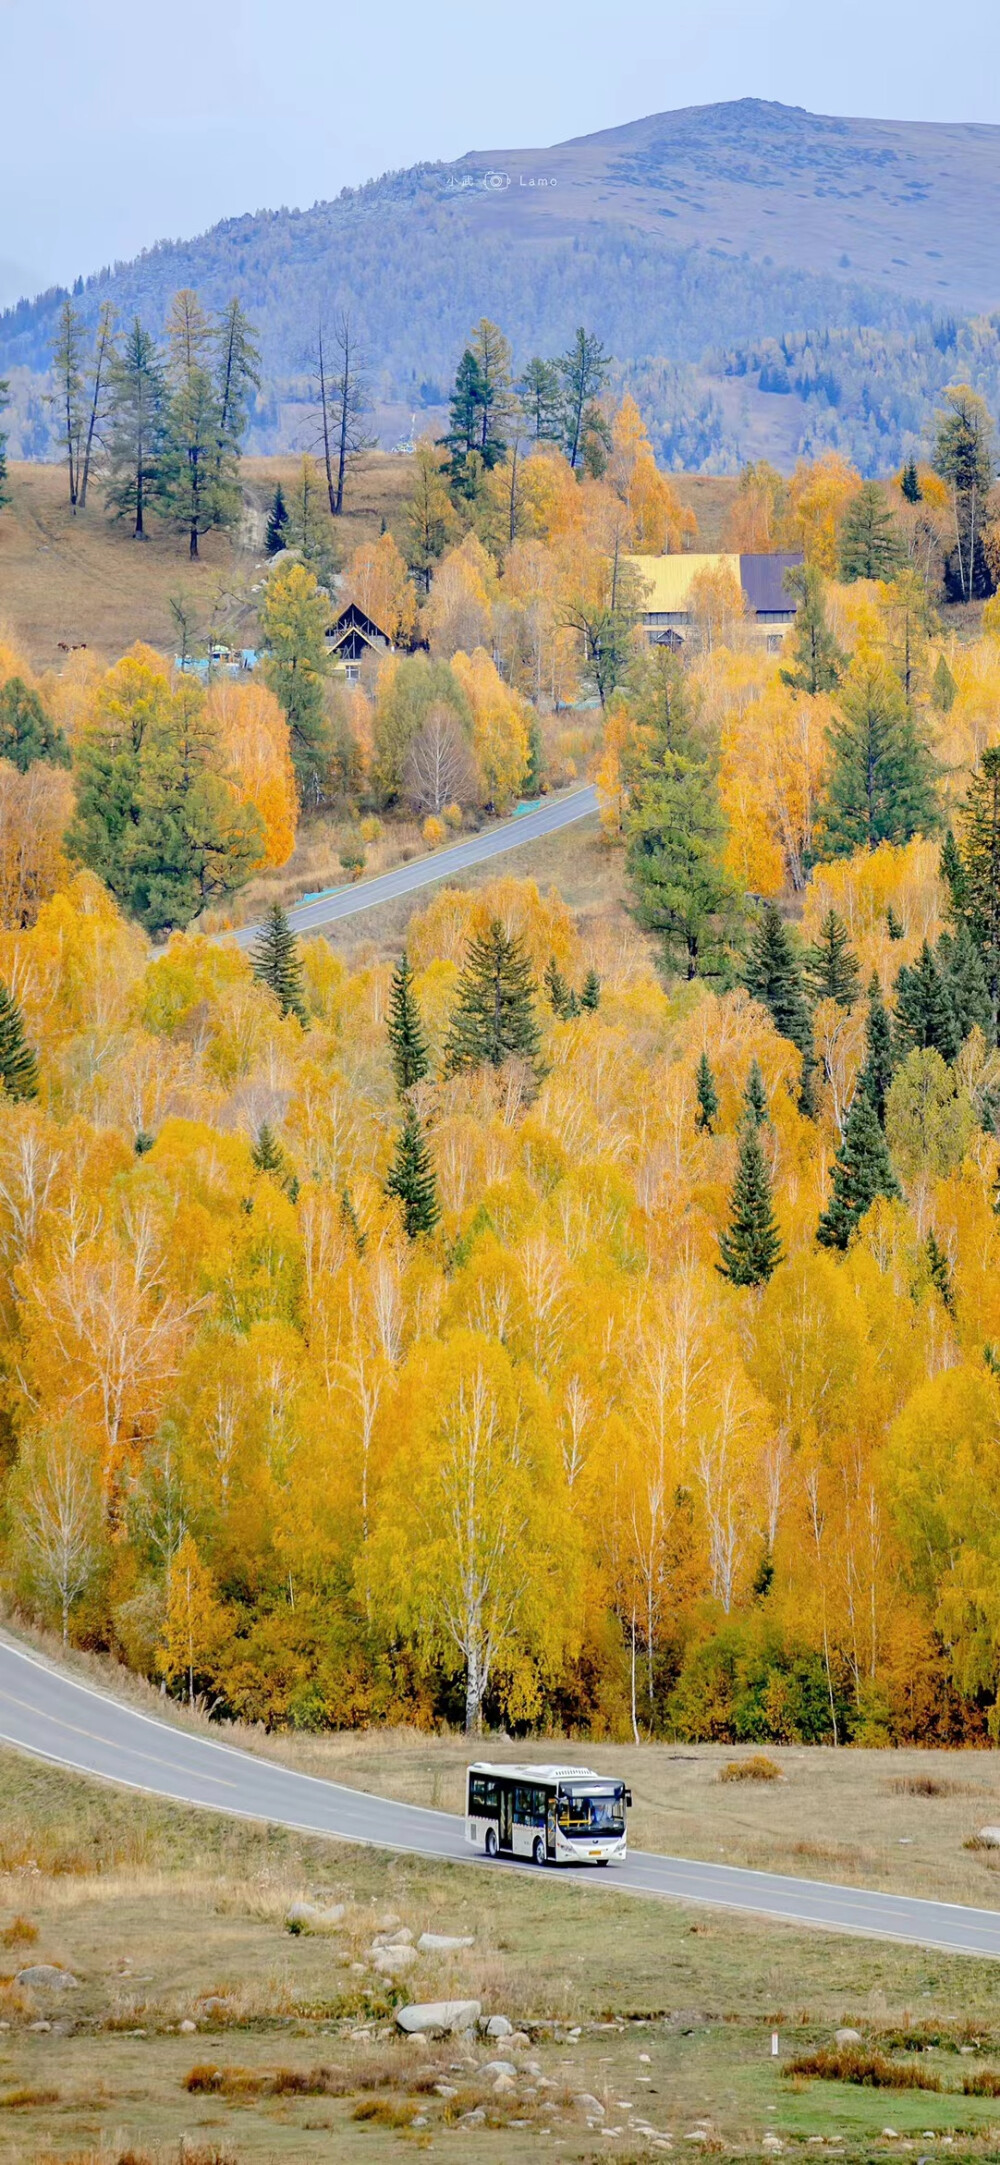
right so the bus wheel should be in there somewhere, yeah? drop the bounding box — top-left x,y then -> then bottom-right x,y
532,1837 -> 546,1868
485,1827 -> 498,1857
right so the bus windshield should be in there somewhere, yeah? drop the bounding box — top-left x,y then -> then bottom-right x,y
557,1783 -> 625,1836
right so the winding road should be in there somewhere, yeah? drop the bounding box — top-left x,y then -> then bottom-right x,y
230,785 -> 599,947
3,1633 -> 1000,1960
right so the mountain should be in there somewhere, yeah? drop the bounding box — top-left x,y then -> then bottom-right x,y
3,99 -> 1000,474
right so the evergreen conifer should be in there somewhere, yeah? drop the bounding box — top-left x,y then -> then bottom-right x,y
952,746 -> 1000,1042
894,940 -> 960,1063
265,483 -> 288,554
717,1121 -> 783,1286
838,481 -> 904,582
932,652 -> 957,714
780,564 -> 845,694
743,905 -> 816,1113
940,829 -> 968,919
695,1051 -> 719,1133
339,1185 -> 367,1255
817,1089 -> 901,1249
0,978 -> 38,1102
580,969 -> 601,1011
443,919 -> 541,1077
251,1121 -> 285,1176
925,1229 -> 956,1315
805,907 -> 861,1008
387,952 -> 431,1095
385,1102 -> 441,1238
743,1059 -> 769,1127
858,973 -> 895,1125
937,924 -> 991,1044
819,652 -> 940,855
0,678 -> 70,772
251,903 -> 308,1026
544,954 -> 573,1018
886,906 -> 904,940
900,458 -> 922,504
0,980 -> 38,1101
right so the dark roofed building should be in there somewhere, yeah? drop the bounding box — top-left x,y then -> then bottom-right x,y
739,553 -> 801,624
325,600 -> 394,680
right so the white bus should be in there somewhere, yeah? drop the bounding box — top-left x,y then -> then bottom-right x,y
466,1762 -> 631,1867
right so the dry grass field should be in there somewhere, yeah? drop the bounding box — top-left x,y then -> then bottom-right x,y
0,457 -> 415,672
4,1747 -> 1000,2164
0,458 -> 740,674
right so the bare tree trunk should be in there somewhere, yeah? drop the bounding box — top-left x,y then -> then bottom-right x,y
317,328 -> 337,516
79,305 -> 114,510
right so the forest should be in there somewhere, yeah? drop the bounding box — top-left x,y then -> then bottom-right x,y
1,311 -> 1000,1743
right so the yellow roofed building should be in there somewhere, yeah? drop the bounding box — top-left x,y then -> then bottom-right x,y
627,550 -> 801,652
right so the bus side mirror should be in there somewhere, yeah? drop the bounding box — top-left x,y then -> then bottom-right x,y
625,1790 -> 633,1809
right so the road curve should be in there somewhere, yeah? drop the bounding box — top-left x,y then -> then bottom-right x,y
3,1635 -> 1000,1960
230,786 -> 599,948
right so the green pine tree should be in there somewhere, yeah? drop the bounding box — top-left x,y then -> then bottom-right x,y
886,905 -> 904,940
819,652 -> 940,855
780,564 -> 845,695
838,481 -> 904,582
626,752 -> 741,982
251,903 -> 308,1025
259,560 -> 333,801
104,319 -> 168,539
544,954 -> 573,1018
385,1102 -> 441,1238
0,979 -> 38,1101
444,919 -> 541,1078
925,1228 -> 956,1316
817,1089 -> 901,1250
580,969 -> 601,1012
265,483 -> 288,553
251,1120 -> 285,1176
939,829 -> 968,921
743,906 -> 815,1115
931,653 -> 957,714
339,1185 -> 367,1255
858,973 -> 895,1126
695,1050 -> 719,1133
743,1058 -> 769,1127
937,923 -> 991,1044
900,458 -> 922,504
894,940 -> 960,1063
717,1121 -> 783,1286
387,952 -> 431,1094
805,907 -> 861,1008
951,747 -> 1000,1042
0,678 -> 70,771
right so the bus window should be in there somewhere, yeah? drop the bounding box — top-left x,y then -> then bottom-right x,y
557,1785 -> 626,1837
469,1776 -> 498,1815
514,1784 -> 545,1827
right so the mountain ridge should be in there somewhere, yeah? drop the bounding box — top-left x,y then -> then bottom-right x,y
2,99 -> 999,474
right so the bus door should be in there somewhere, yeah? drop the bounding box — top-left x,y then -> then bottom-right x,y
499,1782 -> 513,1852
546,1794 -> 557,1859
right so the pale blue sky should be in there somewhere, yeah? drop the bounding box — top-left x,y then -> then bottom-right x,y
3,0 -> 1000,307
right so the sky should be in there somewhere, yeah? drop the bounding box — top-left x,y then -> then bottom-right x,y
3,0 -> 1000,309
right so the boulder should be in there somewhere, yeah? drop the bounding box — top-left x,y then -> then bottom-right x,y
179,2019 -> 197,2034
482,2013 -> 513,2038
417,1931 -> 474,1953
372,1945 -> 418,1974
16,1966 -> 78,1991
978,1828 -> 1000,1847
482,2060 -> 518,2078
575,2094 -> 606,2116
396,1999 -> 481,2036
372,1927 -> 413,1950
286,1900 -> 345,1932
492,2073 -> 516,2094
836,2027 -> 863,2047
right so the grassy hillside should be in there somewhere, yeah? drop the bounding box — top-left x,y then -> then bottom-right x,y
5,1738 -> 1000,2161
0,459 -> 737,672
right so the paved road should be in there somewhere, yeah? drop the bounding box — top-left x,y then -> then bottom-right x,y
3,1635 -> 1000,1959
230,786 -> 598,948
